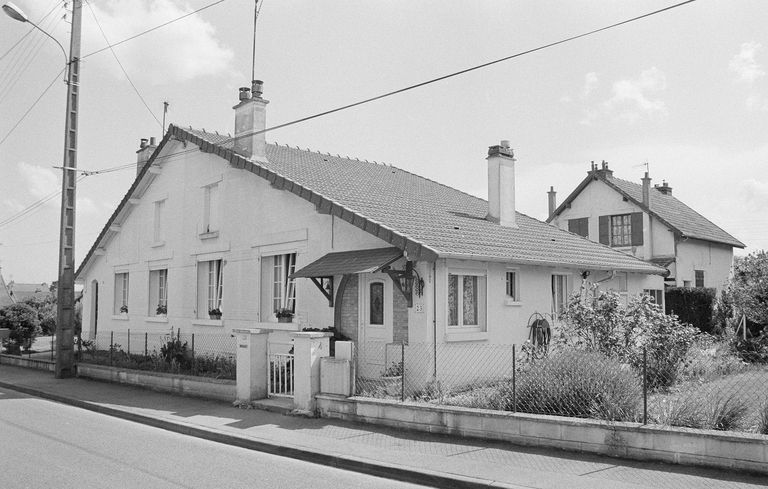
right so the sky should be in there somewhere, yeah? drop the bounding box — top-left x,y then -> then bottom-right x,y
0,0 -> 766,283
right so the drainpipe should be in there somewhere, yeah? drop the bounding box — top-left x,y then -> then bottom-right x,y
592,270 -> 616,297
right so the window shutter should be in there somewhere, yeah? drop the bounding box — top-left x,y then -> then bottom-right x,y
631,212 -> 644,245
598,216 -> 609,245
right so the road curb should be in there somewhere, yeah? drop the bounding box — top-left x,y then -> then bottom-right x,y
0,380 -> 527,489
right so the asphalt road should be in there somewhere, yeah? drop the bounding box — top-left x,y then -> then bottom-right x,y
0,387 -> 426,489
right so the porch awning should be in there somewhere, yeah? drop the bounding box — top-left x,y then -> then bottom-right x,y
290,247 -> 403,278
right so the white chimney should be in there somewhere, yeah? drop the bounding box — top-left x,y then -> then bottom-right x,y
547,186 -> 557,219
136,136 -> 157,175
233,80 -> 269,162
486,140 -> 517,228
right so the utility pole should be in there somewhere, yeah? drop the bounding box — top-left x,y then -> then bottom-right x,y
55,0 -> 83,378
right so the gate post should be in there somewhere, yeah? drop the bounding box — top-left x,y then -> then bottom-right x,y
290,331 -> 332,413
233,328 -> 269,402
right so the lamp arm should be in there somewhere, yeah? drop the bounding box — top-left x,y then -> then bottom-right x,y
28,19 -> 68,66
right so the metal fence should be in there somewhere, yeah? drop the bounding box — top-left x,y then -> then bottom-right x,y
355,340 -> 768,435
1,334 -> 56,361
79,329 -> 236,380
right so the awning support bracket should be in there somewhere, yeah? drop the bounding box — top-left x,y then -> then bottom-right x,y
309,276 -> 334,307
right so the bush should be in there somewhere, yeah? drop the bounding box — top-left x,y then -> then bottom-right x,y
0,303 -> 41,354
665,287 -> 716,334
652,390 -> 749,431
732,334 -> 768,364
511,350 -> 642,421
676,334 -> 747,382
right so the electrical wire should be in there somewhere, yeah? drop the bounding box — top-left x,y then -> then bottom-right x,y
0,175 -> 88,229
0,66 -> 66,146
81,0 -> 227,59
84,0 -> 163,127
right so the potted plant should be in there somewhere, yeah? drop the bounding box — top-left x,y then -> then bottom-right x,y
208,307 -> 222,320
381,361 -> 403,397
275,308 -> 294,323
119,304 -> 128,315
156,304 -> 167,316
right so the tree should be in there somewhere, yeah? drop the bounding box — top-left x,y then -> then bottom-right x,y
0,303 -> 41,354
729,251 -> 768,328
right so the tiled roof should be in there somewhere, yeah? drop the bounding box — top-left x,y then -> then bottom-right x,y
8,282 -> 49,303
605,176 -> 744,248
174,127 -> 663,274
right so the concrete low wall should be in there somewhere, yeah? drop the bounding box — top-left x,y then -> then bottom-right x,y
316,394 -> 768,475
77,363 -> 236,402
0,354 -> 55,372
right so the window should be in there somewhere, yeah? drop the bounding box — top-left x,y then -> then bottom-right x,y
695,270 -> 704,288
505,271 -> 518,301
149,269 -> 168,315
261,253 -> 297,320
447,272 -> 487,330
369,282 -> 384,325
568,217 -> 589,238
551,274 -> 568,316
599,213 -> 643,247
153,199 -> 165,243
644,289 -> 663,306
202,183 -> 220,234
197,260 -> 222,318
114,272 -> 129,314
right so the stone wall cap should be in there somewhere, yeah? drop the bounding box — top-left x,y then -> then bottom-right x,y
289,331 -> 333,338
232,328 -> 269,334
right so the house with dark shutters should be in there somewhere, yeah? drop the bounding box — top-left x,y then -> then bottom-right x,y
547,161 -> 745,298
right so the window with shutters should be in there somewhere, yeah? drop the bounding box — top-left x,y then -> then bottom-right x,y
568,217 -> 589,238
599,212 -> 643,247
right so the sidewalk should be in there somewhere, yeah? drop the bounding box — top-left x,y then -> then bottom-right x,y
0,365 -> 765,489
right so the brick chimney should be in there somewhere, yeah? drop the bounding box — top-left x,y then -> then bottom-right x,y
642,171 -> 651,207
233,80 -> 269,162
486,140 -> 517,228
136,137 -> 157,175
655,180 -> 672,195
547,186 -> 557,219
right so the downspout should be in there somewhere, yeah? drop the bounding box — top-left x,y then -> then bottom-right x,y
592,270 -> 616,297
433,261 -> 437,380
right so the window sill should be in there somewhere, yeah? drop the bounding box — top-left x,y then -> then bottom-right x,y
199,231 -> 219,240
111,315 -> 129,321
445,330 -> 488,342
504,299 -> 522,306
192,319 -> 223,327
151,240 -> 166,248
145,316 -> 168,323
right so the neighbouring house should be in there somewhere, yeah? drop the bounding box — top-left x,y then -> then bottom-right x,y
7,281 -> 50,303
75,81 -> 665,384
547,161 -> 745,300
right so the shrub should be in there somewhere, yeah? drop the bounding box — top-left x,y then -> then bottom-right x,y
732,334 -> 768,364
159,336 -> 193,369
0,303 -> 41,354
511,350 -> 641,421
665,287 -> 717,334
676,334 -> 747,382
758,401 -> 768,435
653,391 -> 749,431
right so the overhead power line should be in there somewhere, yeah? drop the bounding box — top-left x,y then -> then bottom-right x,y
84,0 -> 162,127
81,0 -> 227,59
0,67 -> 66,146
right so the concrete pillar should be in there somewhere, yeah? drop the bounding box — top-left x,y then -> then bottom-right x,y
233,328 -> 269,401
320,341 -> 356,396
290,331 -> 332,412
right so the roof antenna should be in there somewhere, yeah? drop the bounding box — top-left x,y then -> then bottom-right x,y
251,0 -> 265,85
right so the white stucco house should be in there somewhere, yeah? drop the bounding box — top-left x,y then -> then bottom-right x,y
75,81 -> 665,379
547,162 -> 745,298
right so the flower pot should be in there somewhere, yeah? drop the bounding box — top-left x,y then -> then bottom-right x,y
277,316 -> 292,323
209,313 -> 222,320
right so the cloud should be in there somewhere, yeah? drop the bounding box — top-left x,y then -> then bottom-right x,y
582,72 -> 598,98
83,0 -> 234,85
746,94 -> 768,112
579,68 -> 667,125
729,42 -> 765,83
18,162 -> 59,203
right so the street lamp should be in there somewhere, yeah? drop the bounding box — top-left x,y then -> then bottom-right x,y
3,0 -> 82,378
3,2 -> 67,67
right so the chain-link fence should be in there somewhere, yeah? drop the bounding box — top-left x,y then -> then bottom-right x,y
355,340 -> 768,435
1,334 -> 56,361
79,329 -> 236,380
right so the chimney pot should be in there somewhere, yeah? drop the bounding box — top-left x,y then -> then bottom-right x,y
238,87 -> 251,101
149,136 -> 156,146
140,138 -> 148,149
252,79 -> 264,98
